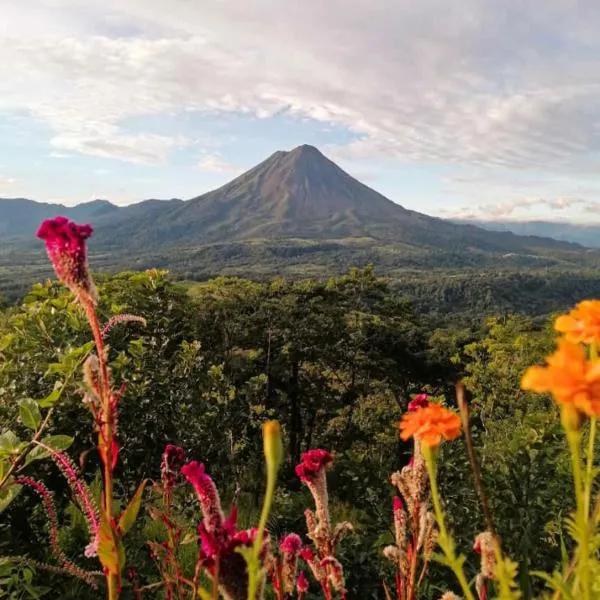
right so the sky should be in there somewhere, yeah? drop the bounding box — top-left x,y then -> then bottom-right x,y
2,0 -> 600,222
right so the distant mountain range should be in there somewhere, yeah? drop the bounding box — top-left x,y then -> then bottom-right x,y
1,145 -> 596,278
454,219 -> 600,249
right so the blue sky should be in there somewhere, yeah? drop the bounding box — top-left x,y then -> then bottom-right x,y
2,0 -> 600,222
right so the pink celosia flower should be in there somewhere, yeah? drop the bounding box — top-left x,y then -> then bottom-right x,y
474,532 -> 497,580
37,444 -> 100,558
182,460 -> 269,600
295,449 -> 333,483
296,450 -> 334,544
36,217 -> 95,301
392,496 -> 407,549
280,533 -> 303,555
393,496 -> 403,512
297,570 -> 309,594
17,477 -> 99,588
181,461 -> 224,531
161,444 -> 186,491
320,556 -> 347,596
408,393 -> 429,412
300,546 -> 315,562
280,533 -> 303,594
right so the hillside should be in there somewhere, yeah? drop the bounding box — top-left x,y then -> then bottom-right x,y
2,145 -> 599,300
0,198 -> 119,240
455,219 -> 600,249
1,145 -> 584,252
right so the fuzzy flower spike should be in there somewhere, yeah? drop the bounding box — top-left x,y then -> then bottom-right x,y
296,450 -> 351,599
36,216 -> 96,303
181,460 -> 267,600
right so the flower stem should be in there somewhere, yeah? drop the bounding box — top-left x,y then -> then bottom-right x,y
83,297 -> 119,600
566,426 -> 590,600
247,459 -> 277,600
584,418 -> 596,518
423,446 -> 475,600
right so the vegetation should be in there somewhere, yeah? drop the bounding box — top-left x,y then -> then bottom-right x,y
1,217 -> 599,599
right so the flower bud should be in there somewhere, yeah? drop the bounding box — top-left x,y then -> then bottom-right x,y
263,420 -> 284,472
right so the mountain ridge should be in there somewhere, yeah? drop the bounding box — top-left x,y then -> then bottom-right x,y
0,145 -> 587,260
454,218 -> 600,249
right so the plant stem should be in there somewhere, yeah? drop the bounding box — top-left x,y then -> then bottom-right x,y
83,297 -> 119,600
585,418 -> 596,518
247,460 -> 277,600
423,446 -> 475,600
456,383 -> 496,537
566,426 -> 590,600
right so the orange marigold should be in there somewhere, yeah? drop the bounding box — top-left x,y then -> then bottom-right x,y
555,300 -> 600,345
399,403 -> 461,448
521,338 -> 600,417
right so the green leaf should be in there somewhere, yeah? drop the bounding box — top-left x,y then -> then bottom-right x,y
38,388 -> 62,408
19,399 -> 42,430
118,479 -> 148,536
97,512 -> 119,574
0,431 -> 21,456
0,484 -> 22,513
24,435 -> 73,466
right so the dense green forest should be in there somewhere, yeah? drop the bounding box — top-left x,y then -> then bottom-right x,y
0,266 -> 577,598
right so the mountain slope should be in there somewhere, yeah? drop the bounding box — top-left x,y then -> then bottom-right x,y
0,198 -> 119,239
1,145 -> 587,264
455,219 -> 600,249
86,145 -> 581,256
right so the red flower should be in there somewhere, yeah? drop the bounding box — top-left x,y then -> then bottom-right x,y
181,461 -> 223,531
300,547 -> 315,562
393,496 -> 403,513
295,449 -> 333,483
297,570 -> 309,594
280,533 -> 303,555
161,444 -> 186,490
408,393 -> 429,412
182,460 -> 268,599
36,217 -> 95,300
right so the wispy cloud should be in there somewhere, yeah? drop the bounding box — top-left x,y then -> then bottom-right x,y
444,196 -> 600,220
197,154 -> 238,174
0,176 -> 17,187
1,0 -> 600,174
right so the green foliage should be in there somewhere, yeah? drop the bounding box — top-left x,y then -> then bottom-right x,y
0,266 -> 590,598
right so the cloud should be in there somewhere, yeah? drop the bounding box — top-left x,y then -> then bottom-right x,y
197,154 -> 238,173
2,0 -> 600,174
0,176 -> 17,187
445,196 -> 600,220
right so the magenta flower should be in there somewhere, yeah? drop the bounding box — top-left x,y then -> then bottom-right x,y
161,444 -> 186,491
181,461 -> 224,532
17,477 -> 98,588
280,533 -> 303,555
38,443 -> 99,558
408,393 -> 429,412
294,449 -> 333,483
182,460 -> 269,600
297,570 -> 309,594
393,496 -> 403,513
300,546 -> 315,562
36,217 -> 95,301
280,533 -> 303,593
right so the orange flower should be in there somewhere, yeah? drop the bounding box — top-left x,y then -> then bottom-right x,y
521,338 -> 600,417
399,403 -> 461,448
555,300 -> 600,345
